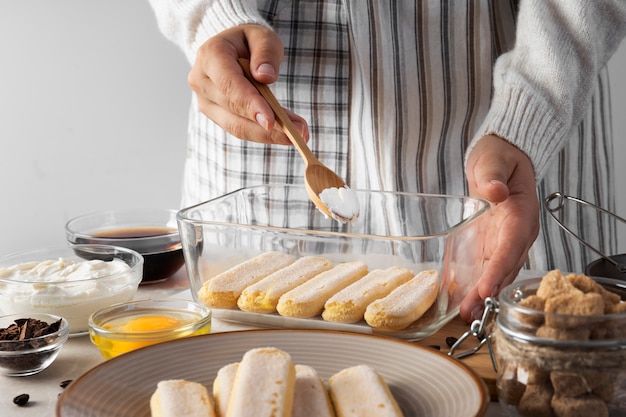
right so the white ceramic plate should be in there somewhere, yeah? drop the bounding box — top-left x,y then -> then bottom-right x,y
56,330 -> 488,417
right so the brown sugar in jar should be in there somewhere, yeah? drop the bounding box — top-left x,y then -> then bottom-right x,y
495,271 -> 626,417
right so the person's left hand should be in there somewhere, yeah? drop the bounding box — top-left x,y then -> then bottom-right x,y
460,134 -> 540,322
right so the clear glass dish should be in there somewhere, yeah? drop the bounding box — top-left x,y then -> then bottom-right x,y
89,298 -> 212,359
65,208 -> 183,283
177,185 -> 490,340
0,245 -> 143,334
0,313 -> 70,376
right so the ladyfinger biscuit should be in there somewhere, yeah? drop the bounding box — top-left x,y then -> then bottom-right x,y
198,251 -> 295,308
150,379 -> 216,417
277,261 -> 368,318
213,363 -> 238,417
364,269 -> 439,330
322,267 -> 414,323
329,365 -> 403,417
293,364 -> 336,417
226,347 -> 296,417
237,256 -> 333,313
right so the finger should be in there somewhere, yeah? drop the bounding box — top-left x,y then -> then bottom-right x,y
208,58 -> 276,129
188,65 -> 230,109
476,214 -> 535,299
459,287 -> 482,323
192,30 -> 277,130
283,108 -> 310,142
198,99 -> 292,145
189,62 -> 273,131
477,256 -> 522,304
459,262 -> 519,323
192,72 -> 309,145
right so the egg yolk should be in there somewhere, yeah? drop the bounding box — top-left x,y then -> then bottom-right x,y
120,315 -> 183,332
94,313 -> 211,359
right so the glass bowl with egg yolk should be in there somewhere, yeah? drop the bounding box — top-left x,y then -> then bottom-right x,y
88,299 -> 211,359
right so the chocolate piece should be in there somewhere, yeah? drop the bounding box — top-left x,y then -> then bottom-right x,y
59,379 -> 73,389
1,318 -> 61,344
445,336 -> 458,348
13,393 -> 29,406
0,317 -> 63,373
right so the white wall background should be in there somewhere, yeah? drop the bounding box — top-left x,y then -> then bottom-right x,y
0,1 -> 189,255
1,2 -> 626,256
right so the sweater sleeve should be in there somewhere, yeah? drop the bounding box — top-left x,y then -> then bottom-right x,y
468,0 -> 626,179
147,0 -> 271,64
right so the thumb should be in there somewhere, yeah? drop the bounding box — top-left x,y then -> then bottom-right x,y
466,135 -> 516,204
243,25 -> 284,84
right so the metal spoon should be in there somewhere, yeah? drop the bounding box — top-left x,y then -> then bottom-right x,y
238,58 -> 347,219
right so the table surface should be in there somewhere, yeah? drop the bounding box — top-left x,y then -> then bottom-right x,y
0,268 -> 507,417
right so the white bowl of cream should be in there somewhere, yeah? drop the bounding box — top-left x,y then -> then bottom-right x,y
0,245 -> 143,333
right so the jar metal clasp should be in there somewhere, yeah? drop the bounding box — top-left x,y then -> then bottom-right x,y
448,297 -> 499,372
545,191 -> 626,274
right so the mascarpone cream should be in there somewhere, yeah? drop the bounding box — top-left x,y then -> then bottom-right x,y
0,258 -> 138,333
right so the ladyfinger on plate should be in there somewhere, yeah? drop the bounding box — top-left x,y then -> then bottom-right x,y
213,362 -> 238,417
277,261 -> 368,318
226,347 -> 296,417
364,269 -> 439,330
292,364 -> 336,417
150,379 -> 216,417
322,267 -> 414,323
329,365 -> 403,417
237,256 -> 333,313
198,251 -> 295,308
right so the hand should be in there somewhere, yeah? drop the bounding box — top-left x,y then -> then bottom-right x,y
188,24 -> 309,145
460,135 -> 540,322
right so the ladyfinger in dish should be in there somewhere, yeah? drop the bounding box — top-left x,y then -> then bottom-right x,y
150,379 -> 216,417
237,256 -> 333,313
292,364 -> 336,417
277,261 -> 368,318
329,365 -> 403,417
212,362 -> 238,417
198,251 -> 295,308
364,269 -> 439,330
226,347 -> 296,417
322,267 -> 414,323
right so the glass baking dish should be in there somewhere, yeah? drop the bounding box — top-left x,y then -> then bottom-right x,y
177,185 -> 490,340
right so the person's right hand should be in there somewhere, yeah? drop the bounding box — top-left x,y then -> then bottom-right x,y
188,24 -> 309,145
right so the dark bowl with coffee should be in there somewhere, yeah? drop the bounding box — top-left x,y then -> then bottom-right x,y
65,208 -> 184,283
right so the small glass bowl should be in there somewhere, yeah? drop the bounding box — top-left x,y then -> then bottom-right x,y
0,245 -> 143,334
88,299 -> 212,359
0,313 -> 70,376
65,208 -> 184,284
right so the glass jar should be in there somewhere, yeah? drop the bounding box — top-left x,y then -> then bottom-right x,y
494,276 -> 626,417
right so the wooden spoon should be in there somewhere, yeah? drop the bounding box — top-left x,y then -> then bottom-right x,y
238,58 -> 347,219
